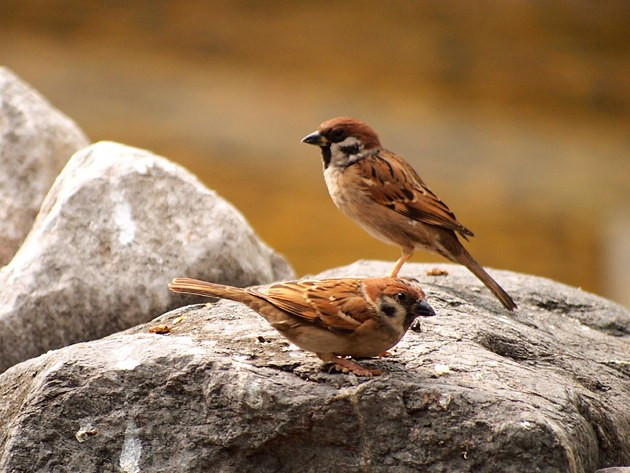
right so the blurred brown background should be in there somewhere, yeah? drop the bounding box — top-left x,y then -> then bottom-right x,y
1,1 -> 628,305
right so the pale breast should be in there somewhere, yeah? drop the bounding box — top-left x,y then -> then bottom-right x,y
323,165 -> 440,252
323,165 -> 376,217
281,324 -> 354,354
323,165 -> 405,246
323,166 -> 349,208
282,320 -> 402,358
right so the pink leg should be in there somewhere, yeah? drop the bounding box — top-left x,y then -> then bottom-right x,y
389,248 -> 414,277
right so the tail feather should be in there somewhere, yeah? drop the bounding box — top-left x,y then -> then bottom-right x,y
169,278 -> 286,327
168,278 -> 245,301
456,250 -> 517,311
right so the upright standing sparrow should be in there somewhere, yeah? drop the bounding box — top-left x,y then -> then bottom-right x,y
168,276 -> 435,376
302,117 -> 516,311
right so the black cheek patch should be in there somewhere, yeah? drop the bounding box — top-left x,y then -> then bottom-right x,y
340,144 -> 359,155
381,304 -> 397,317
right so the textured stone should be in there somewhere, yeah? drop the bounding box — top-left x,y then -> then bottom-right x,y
0,141 -> 293,373
0,67 -> 89,265
0,261 -> 627,472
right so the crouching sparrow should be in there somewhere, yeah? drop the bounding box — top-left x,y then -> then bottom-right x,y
302,117 -> 516,311
168,277 -> 435,376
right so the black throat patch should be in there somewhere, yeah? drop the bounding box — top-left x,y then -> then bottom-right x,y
404,312 -> 418,330
321,146 -> 332,169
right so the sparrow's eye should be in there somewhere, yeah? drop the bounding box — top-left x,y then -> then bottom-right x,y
395,292 -> 409,303
330,128 -> 346,142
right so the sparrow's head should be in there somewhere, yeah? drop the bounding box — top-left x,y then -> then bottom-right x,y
302,117 -> 382,169
364,278 -> 435,334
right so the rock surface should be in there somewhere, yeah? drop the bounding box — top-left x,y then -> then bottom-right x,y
0,141 -> 293,373
0,67 -> 89,265
0,261 -> 627,472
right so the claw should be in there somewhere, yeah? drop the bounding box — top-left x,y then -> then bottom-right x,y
318,353 -> 384,377
332,358 -> 383,377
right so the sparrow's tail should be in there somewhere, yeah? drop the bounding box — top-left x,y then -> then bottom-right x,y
455,249 -> 517,311
169,278 -> 285,328
168,278 -> 247,301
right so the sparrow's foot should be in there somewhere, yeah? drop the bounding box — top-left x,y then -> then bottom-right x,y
317,353 -> 383,377
332,358 -> 384,377
376,351 -> 393,358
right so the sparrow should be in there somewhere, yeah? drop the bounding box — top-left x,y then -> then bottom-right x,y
168,277 -> 435,376
302,117 -> 517,311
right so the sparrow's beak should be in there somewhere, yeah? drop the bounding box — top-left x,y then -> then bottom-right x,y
414,300 -> 436,318
301,131 -> 328,147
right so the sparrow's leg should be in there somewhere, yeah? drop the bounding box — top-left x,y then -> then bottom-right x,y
389,248 -> 414,277
317,353 -> 383,377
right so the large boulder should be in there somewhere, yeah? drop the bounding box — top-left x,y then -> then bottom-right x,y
0,141 -> 293,373
0,261 -> 627,472
0,67 -> 89,265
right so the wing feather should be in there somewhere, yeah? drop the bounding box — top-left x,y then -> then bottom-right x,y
247,279 -> 375,333
356,151 -> 474,238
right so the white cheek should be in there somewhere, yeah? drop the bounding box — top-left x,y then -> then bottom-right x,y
330,137 -> 363,167
330,145 -> 348,164
394,308 -> 407,329
380,300 -> 408,330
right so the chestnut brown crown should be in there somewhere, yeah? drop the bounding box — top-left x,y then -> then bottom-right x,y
302,117 -> 382,150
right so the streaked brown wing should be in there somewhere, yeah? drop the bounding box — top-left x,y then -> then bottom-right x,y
357,151 -> 474,238
247,279 -> 375,333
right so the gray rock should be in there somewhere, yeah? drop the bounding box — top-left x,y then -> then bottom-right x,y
0,261 -> 627,472
0,141 -> 293,373
0,67 -> 89,265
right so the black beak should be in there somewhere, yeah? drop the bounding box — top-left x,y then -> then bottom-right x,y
414,300 -> 436,318
301,131 -> 328,147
